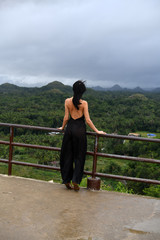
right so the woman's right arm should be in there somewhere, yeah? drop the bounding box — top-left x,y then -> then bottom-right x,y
83,101 -> 106,134
58,99 -> 69,130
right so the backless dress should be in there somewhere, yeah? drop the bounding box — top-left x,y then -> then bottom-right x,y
60,115 -> 87,184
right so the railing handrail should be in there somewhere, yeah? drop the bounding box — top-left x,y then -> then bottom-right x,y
0,122 -> 160,186
1,122 -> 160,142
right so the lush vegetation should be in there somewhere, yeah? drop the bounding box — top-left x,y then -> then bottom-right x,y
0,81 -> 160,198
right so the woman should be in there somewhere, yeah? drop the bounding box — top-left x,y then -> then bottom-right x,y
58,80 -> 105,191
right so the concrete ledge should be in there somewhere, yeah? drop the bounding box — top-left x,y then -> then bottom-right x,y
0,174 -> 160,240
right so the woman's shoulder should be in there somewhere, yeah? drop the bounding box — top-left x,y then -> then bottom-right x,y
65,97 -> 73,103
81,99 -> 88,105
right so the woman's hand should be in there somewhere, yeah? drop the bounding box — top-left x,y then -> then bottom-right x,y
57,127 -> 63,130
96,130 -> 106,135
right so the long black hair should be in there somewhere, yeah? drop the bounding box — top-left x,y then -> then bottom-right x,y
72,80 -> 86,110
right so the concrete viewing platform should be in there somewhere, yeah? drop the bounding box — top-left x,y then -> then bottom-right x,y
0,174 -> 160,240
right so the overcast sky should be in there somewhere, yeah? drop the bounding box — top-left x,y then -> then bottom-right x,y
0,0 -> 160,88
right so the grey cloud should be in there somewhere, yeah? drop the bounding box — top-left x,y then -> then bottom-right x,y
0,0 -> 160,88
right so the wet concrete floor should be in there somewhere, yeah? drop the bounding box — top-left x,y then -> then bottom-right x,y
0,174 -> 160,240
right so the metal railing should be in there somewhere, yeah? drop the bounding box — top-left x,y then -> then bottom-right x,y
0,122 -> 160,185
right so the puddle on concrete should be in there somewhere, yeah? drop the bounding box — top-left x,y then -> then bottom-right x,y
126,228 -> 148,235
67,237 -> 102,240
125,217 -> 160,235
77,238 -> 92,240
2,191 -> 12,194
66,237 -> 92,240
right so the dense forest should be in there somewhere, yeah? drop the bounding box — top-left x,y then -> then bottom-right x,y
0,81 -> 160,197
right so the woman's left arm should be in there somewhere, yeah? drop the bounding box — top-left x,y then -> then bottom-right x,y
58,100 -> 69,130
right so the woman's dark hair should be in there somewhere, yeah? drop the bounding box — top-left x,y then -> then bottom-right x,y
72,80 -> 86,110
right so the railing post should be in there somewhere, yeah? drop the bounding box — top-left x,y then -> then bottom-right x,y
87,134 -> 101,190
8,126 -> 14,176
92,135 -> 99,178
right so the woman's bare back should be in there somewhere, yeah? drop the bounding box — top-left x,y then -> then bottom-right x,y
59,97 -> 106,135
65,97 -> 86,120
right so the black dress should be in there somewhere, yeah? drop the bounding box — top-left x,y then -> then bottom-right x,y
60,115 -> 87,184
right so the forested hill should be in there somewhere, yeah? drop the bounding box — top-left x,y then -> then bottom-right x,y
0,80 -> 160,135
0,81 -> 72,94
1,81 -> 160,94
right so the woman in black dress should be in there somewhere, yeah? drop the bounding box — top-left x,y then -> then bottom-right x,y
58,81 -> 105,191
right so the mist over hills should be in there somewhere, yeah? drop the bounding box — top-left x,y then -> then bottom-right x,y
0,81 -> 160,93
92,84 -> 160,92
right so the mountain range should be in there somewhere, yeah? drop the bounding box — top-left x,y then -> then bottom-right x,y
0,81 -> 160,93
0,81 -> 71,94
92,84 -> 160,92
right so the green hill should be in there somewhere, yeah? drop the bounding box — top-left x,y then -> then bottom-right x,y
40,81 -> 72,93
